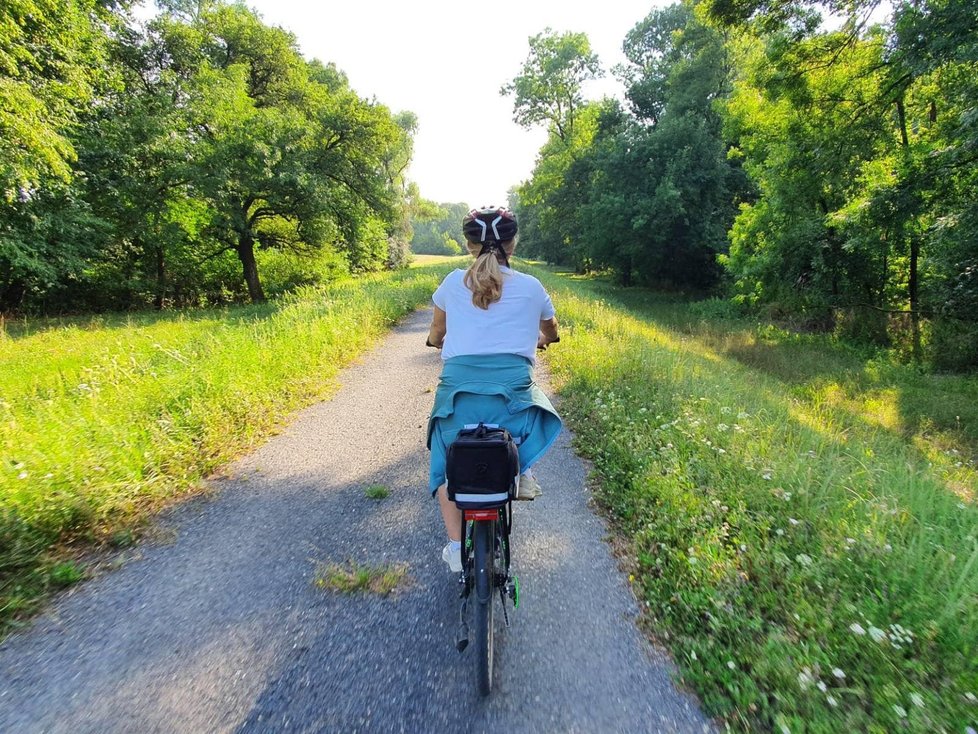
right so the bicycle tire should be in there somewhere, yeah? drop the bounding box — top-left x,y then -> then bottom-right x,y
472,519 -> 495,696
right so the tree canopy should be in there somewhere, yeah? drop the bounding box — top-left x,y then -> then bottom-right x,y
504,0 -> 978,367
0,0 -> 417,312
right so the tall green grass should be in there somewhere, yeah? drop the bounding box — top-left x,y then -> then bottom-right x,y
531,268 -> 978,733
0,264 -> 454,626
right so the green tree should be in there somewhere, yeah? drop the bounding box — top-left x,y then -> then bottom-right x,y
410,200 -> 466,256
512,3 -> 737,287
154,2 -> 408,301
0,0 -> 119,311
716,0 -> 978,363
0,0 -> 114,195
501,28 -> 601,143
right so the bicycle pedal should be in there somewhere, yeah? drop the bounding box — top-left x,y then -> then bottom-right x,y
506,576 -> 520,609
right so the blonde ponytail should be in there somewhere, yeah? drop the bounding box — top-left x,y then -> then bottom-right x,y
464,251 -> 504,309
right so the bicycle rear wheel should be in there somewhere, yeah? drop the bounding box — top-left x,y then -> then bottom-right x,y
472,519 -> 496,696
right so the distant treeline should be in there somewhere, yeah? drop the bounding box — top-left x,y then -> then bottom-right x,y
1,0 -> 420,313
409,201 -> 468,256
503,0 -> 978,369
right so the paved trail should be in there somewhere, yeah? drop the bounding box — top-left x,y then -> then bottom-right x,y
0,309 -> 712,733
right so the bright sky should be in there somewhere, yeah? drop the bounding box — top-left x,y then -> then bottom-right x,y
229,0 -> 669,208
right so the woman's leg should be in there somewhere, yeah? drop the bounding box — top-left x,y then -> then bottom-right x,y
437,483 -> 462,541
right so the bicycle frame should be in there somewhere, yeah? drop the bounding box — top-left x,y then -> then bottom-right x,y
459,504 -> 512,577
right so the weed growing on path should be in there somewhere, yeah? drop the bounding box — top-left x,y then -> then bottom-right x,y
364,485 -> 390,500
313,561 -> 409,596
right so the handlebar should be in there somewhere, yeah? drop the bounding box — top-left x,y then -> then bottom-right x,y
427,336 -> 559,349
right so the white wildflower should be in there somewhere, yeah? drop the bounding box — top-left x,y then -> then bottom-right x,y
740,544 -> 747,552
762,471 -> 773,480
738,411 -> 750,420
965,692 -> 977,704
817,681 -> 827,692
789,518 -> 800,526
910,693 -> 924,708
869,626 -> 886,643
826,695 -> 838,707
780,725 -> 790,734
717,423 -> 729,432
795,553 -> 813,567
691,650 -> 697,661
892,704 -> 907,718
727,660 -> 736,670
798,669 -> 814,689
776,528 -> 785,536
850,622 -> 867,635
832,668 -> 845,680
18,471 -> 28,480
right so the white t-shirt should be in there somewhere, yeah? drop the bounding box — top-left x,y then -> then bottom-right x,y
432,267 -> 556,363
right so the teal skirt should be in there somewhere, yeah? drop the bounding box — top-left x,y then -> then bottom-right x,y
427,354 -> 562,495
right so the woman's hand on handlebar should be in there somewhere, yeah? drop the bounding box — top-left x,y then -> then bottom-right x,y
538,316 -> 559,350
537,333 -> 560,350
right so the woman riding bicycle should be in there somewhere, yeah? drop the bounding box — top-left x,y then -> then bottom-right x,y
426,206 -> 562,572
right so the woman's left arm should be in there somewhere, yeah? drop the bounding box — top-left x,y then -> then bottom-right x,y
427,306 -> 447,348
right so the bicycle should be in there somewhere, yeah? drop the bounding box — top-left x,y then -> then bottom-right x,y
446,423 -> 519,696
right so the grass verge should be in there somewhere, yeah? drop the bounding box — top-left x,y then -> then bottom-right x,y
0,264 -> 454,629
313,560 -> 409,595
529,266 -> 978,733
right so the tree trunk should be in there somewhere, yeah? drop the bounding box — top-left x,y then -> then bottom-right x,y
895,96 -> 921,360
237,233 -> 265,303
154,245 -> 166,311
909,232 -> 921,360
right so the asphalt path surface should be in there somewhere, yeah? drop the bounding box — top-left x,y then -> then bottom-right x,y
0,308 -> 713,733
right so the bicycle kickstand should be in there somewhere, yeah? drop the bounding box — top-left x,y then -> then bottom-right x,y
455,596 -> 469,652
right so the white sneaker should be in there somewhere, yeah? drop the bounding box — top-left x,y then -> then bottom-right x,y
516,473 -> 543,500
442,542 -> 462,573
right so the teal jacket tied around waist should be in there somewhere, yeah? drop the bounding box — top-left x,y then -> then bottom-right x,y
427,354 -> 562,494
